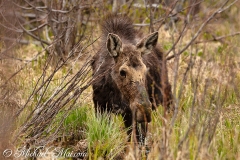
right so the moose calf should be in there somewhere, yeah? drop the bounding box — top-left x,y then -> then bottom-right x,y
91,14 -> 172,143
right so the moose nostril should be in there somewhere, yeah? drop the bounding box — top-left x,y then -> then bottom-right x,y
120,70 -> 127,77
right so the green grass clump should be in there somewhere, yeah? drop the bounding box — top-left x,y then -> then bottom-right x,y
63,105 -> 89,137
86,110 -> 127,160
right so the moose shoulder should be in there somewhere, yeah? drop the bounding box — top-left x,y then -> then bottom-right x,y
91,14 -> 172,142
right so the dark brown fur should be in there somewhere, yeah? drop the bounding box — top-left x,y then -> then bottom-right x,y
91,14 -> 172,142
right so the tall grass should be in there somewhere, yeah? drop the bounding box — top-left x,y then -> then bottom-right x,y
86,110 -> 127,160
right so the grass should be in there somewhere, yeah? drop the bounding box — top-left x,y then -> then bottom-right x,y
51,105 -> 127,159
55,105 -> 89,140
86,110 -> 127,159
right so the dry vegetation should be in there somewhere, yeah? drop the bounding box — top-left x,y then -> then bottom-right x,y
0,0 -> 240,160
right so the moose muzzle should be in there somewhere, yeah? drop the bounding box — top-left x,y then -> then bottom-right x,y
130,83 -> 152,123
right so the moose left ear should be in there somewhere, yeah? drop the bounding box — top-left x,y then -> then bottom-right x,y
106,33 -> 123,58
137,32 -> 158,55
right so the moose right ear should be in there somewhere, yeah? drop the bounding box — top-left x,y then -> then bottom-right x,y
106,33 -> 122,57
136,32 -> 158,55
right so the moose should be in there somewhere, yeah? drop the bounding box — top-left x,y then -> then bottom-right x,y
91,14 -> 172,143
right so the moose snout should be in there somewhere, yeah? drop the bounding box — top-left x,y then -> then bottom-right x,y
132,100 -> 152,123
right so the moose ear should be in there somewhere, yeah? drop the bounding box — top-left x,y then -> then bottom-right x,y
137,32 -> 158,55
106,33 -> 122,57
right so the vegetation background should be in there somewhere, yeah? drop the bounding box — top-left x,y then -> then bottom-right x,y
0,0 -> 239,159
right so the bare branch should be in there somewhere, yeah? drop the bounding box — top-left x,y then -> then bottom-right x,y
195,31 -> 240,44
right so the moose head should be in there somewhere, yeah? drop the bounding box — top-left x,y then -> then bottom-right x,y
106,32 -> 159,124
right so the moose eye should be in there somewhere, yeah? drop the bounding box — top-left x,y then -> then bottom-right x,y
120,70 -> 127,78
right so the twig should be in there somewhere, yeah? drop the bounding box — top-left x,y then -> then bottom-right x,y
15,15 -> 50,45
195,31 -> 240,44
0,36 -> 42,45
